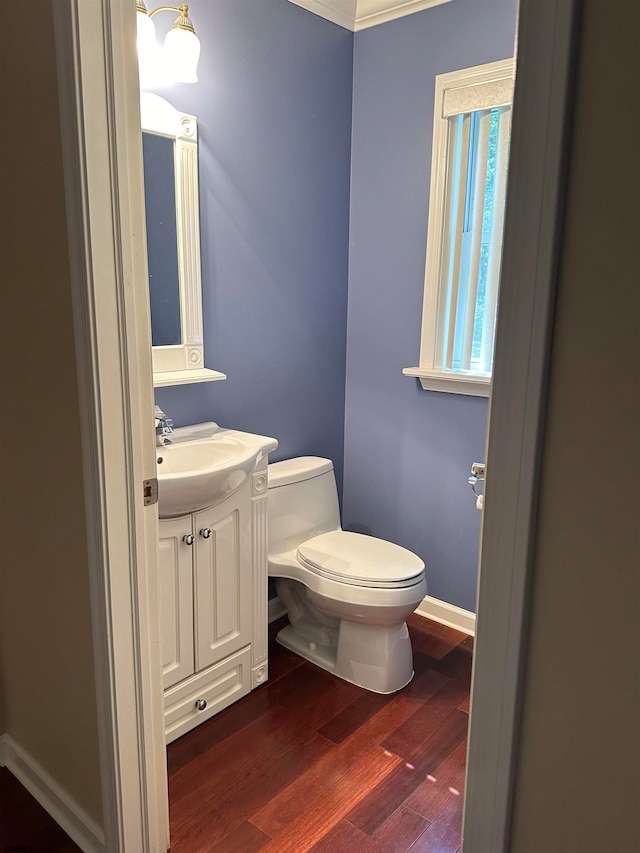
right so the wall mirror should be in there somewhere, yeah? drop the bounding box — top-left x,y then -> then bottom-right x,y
140,92 -> 225,386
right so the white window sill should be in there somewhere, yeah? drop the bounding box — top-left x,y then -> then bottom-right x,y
403,367 -> 491,397
153,367 -> 227,388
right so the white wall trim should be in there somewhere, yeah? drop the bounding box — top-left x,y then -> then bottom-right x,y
355,0 -> 452,31
415,595 -> 476,636
462,2 -> 580,851
288,0 -> 451,31
53,1 -> 168,851
0,734 -> 106,853
288,0 -> 357,30
268,595 -> 288,623
403,367 -> 491,397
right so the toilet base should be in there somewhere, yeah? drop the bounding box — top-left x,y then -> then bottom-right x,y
276,618 -> 414,694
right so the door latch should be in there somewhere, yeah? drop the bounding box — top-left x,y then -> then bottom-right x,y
143,477 -> 158,506
469,463 -> 486,510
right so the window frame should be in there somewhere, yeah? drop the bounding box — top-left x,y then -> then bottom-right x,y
404,58 -> 515,397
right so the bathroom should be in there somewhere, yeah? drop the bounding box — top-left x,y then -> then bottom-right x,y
147,0 -> 515,843
3,1 -> 637,851
10,0 -> 521,847
6,0 -> 515,844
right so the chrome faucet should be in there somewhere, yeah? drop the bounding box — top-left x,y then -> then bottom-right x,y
154,405 -> 174,446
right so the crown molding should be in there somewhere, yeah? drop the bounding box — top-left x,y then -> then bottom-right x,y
288,0 -> 453,31
288,0 -> 357,30
355,0 -> 453,30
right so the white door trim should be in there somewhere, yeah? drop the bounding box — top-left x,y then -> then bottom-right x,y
462,1 -> 580,850
53,2 -> 168,851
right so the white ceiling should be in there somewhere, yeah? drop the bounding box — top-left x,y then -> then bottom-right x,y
288,0 -> 453,32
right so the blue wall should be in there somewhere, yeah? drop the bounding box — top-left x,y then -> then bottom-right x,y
152,0 -> 517,613
343,0 -> 517,611
154,0 -> 353,489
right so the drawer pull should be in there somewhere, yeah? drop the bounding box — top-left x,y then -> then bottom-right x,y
182,533 -> 195,546
194,698 -> 207,711
199,527 -> 212,539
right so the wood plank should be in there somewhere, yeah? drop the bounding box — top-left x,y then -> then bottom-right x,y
404,738 -> 467,821
202,820 -> 270,853
457,694 -> 470,713
0,768 -> 82,852
432,641 -> 474,681
250,747 -> 402,853
318,654 -> 446,743
407,614 -> 468,659
317,690 -> 397,744
410,792 -> 463,852
267,642 -> 305,683
169,679 -> 360,846
250,669 -> 449,838
170,663 -> 357,803
168,687 -> 275,774
372,804 -> 431,851
170,732 -> 333,850
381,674 -> 471,760
346,708 -> 469,835
309,806 -> 429,853
307,819 -> 371,852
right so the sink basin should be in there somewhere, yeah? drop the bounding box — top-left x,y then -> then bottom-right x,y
156,426 -> 278,517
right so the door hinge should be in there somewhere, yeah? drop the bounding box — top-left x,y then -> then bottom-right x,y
143,477 -> 158,506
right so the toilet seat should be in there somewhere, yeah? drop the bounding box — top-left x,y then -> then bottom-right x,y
297,531 -> 424,590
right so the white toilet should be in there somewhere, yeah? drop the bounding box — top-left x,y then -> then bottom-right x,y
267,456 -> 427,693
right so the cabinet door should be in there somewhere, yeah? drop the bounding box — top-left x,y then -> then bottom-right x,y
194,486 -> 252,671
158,516 -> 195,689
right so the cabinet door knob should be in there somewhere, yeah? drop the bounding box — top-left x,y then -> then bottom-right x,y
195,698 -> 207,711
182,533 -> 195,546
199,527 -> 212,539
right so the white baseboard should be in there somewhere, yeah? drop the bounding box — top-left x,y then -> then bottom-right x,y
0,733 -> 105,853
268,595 -> 287,623
415,595 -> 476,636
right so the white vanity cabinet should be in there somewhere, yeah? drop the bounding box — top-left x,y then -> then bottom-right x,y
157,462 -> 270,743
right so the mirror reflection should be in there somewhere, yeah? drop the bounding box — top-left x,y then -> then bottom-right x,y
142,131 -> 182,347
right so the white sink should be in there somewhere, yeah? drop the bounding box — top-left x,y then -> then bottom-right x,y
156,424 -> 278,517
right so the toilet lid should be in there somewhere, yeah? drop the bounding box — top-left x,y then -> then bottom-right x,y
297,531 -> 424,588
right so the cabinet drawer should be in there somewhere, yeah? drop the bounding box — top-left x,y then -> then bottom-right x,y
164,646 -> 252,743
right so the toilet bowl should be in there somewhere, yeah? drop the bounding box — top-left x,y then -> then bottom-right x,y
268,457 -> 427,693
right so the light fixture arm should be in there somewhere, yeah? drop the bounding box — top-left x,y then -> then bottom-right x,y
148,4 -> 197,35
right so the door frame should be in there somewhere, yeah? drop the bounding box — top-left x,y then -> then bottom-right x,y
462,1 -> 580,849
53,1 -> 168,851
53,0 -> 580,850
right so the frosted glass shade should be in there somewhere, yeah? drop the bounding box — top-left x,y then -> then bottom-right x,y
136,9 -> 156,54
164,27 -> 201,84
137,10 -> 163,89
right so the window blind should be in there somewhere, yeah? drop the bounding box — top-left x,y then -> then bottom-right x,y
436,105 -> 512,374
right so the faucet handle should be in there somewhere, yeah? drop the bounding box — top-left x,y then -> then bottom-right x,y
154,405 -> 173,445
154,405 -> 173,431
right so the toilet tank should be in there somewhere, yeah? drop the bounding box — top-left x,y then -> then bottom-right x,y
268,456 -> 341,552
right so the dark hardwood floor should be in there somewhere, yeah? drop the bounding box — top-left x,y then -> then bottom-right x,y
167,614 -> 472,853
0,766 -> 81,852
0,614 -> 472,852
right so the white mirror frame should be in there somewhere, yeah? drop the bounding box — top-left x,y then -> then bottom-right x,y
140,92 -> 225,387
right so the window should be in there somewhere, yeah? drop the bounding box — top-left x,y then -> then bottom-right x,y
404,59 -> 515,396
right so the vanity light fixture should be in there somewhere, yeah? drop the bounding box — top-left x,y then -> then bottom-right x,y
136,1 -> 201,87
